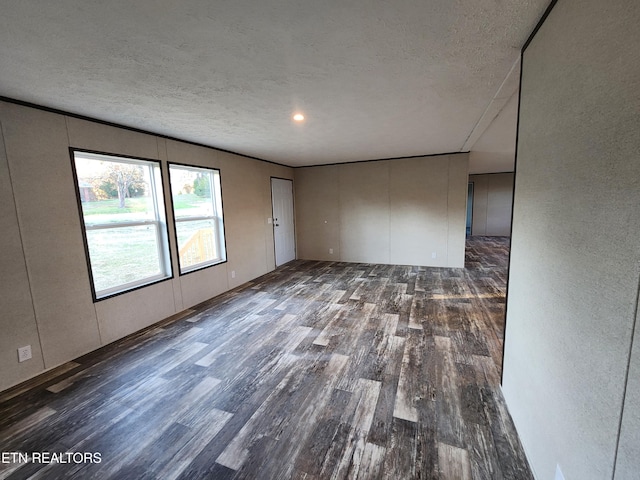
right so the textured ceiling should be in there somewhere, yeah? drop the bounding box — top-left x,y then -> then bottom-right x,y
0,0 -> 549,167
469,91 -> 520,174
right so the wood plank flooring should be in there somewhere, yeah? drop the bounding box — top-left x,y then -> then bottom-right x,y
0,236 -> 532,479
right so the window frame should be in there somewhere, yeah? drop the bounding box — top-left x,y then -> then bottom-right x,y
69,148 -> 174,302
167,161 -> 227,275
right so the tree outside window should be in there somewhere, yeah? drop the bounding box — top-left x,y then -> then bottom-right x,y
71,151 -> 172,300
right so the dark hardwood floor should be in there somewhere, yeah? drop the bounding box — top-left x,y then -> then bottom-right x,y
0,236 -> 532,479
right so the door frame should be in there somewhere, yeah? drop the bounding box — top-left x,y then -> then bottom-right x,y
466,182 -> 474,237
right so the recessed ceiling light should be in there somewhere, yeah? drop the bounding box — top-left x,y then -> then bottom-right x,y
293,113 -> 305,122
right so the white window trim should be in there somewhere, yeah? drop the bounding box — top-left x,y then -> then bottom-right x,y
169,163 -> 227,275
72,150 -> 172,300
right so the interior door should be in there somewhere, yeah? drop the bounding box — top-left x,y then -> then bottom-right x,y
271,178 -> 296,266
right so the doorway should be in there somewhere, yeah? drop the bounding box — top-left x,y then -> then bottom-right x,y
271,177 -> 296,266
466,182 -> 474,236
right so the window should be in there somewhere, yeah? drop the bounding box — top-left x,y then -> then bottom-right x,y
71,150 -> 172,300
168,163 -> 226,273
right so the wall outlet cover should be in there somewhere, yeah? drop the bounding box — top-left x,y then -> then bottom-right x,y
18,345 -> 32,362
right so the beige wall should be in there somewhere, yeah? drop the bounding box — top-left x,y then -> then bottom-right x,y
469,173 -> 513,236
502,0 -> 640,479
295,154 -> 468,268
0,118 -> 46,386
0,100 -> 292,391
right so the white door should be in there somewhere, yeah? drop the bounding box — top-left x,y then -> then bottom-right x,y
271,178 -> 296,266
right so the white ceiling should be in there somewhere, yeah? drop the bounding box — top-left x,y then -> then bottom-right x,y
469,91 -> 520,174
0,0 -> 548,168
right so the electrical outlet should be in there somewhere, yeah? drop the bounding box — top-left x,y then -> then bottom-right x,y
18,345 -> 32,363
231,270 -> 236,279
431,252 -> 437,259
329,248 -> 333,254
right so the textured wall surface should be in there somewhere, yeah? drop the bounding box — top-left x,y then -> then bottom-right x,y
502,0 -> 640,479
469,173 -> 513,237
0,101 -> 293,392
292,165 -> 341,262
0,120 -> 46,387
2,106 -> 102,369
616,303 -> 640,480
294,154 -> 468,268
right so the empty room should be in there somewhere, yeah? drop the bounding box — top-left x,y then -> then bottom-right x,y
0,0 -> 638,479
